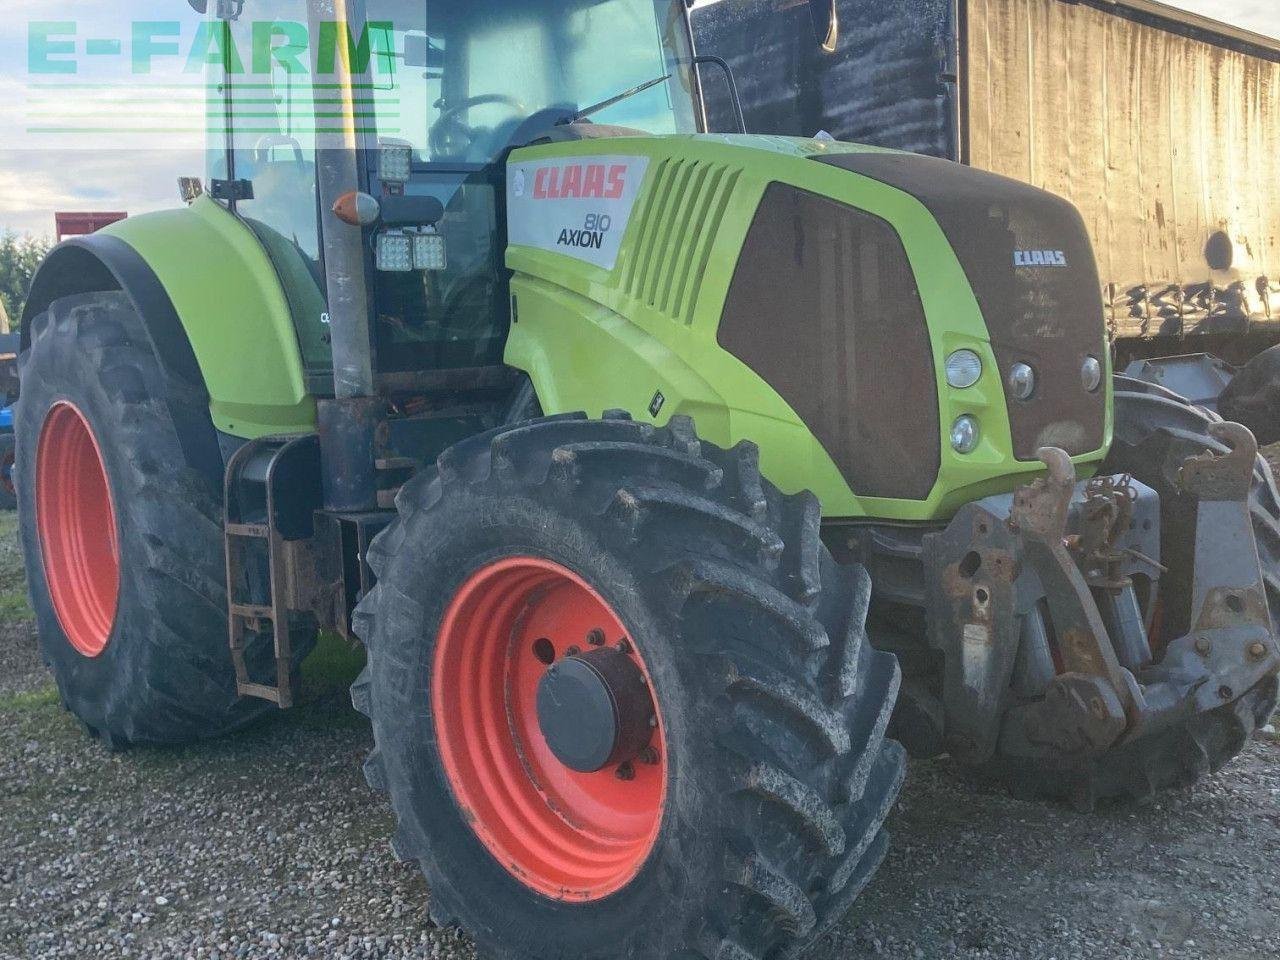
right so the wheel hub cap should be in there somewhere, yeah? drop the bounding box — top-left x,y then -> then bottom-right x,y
537,647 -> 656,774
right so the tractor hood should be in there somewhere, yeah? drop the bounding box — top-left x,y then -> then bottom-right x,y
502,134 -> 1112,523
815,151 -> 1108,463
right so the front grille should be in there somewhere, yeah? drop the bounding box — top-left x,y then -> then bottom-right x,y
718,183 -> 940,501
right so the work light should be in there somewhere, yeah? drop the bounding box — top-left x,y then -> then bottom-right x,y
375,232 -> 414,272
378,141 -> 413,184
413,232 -> 448,272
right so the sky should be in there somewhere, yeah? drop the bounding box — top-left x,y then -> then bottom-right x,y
1171,1 -> 1280,36
0,0 -> 1276,238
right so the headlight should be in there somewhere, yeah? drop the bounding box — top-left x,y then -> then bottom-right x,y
1081,356 -> 1103,393
950,415 -> 980,454
945,349 -> 983,389
1008,362 -> 1036,401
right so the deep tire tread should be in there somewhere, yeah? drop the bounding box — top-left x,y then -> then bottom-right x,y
351,415 -> 902,960
16,291 -> 315,745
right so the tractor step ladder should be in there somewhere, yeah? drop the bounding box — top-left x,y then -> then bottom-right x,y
223,436 -> 317,709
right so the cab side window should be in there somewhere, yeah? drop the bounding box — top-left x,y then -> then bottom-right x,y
211,0 -> 331,375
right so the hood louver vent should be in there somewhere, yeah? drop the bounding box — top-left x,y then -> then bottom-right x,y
620,158 -> 741,325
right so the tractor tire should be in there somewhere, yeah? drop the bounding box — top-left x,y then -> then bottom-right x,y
15,291 -> 312,747
0,433 -> 16,509
1219,343 -> 1280,446
979,378 -> 1280,808
352,413 -> 903,960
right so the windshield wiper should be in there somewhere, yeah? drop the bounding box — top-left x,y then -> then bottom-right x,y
556,74 -> 672,126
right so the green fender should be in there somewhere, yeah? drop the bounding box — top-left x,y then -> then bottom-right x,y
24,196 -> 316,439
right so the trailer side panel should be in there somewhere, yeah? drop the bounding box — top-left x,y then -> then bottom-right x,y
964,0 -> 1280,339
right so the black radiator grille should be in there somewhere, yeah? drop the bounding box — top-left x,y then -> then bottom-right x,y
718,183 -> 940,501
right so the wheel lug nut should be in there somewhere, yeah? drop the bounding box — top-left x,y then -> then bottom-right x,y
616,638 -> 632,654
587,628 -> 606,647
615,762 -> 636,781
1195,637 -> 1212,656
638,746 -> 659,765
1249,642 -> 1268,661
566,645 -> 581,657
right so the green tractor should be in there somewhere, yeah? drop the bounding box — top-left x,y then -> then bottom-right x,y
15,1 -> 1279,958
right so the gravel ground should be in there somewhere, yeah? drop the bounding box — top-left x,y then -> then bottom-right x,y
3,496 -> 1280,960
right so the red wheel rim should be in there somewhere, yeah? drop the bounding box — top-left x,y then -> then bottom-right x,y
433,557 -> 668,901
36,402 -> 120,658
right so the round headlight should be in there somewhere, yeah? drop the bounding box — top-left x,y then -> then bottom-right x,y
1008,362 -> 1037,401
950,415 -> 980,454
1081,356 -> 1103,393
945,350 -> 983,389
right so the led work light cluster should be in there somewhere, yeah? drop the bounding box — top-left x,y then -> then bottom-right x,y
376,230 -> 447,273
942,349 -> 1102,455
372,140 -> 448,274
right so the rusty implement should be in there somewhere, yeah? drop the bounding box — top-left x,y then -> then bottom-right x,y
1154,423 -> 1277,715
923,426 -> 1279,766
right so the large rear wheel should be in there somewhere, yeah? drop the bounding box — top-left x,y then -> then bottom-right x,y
353,414 -> 903,960
16,291 -> 313,746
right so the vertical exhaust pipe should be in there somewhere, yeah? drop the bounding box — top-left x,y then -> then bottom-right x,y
310,0 -> 383,511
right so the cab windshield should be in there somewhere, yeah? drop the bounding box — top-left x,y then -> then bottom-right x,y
372,0 -> 701,164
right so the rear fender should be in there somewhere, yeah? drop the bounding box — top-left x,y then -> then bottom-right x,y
22,197 -> 316,439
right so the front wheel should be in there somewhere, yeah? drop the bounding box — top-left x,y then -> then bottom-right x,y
353,414 -> 903,960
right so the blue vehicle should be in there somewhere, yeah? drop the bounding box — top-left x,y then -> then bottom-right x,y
0,405 -> 14,510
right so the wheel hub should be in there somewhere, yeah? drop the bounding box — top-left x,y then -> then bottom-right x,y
537,647 -> 656,773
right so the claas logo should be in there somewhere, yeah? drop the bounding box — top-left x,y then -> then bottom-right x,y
533,164 -> 628,201
1013,249 -> 1069,268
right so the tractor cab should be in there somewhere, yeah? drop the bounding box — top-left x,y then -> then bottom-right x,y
195,0 -> 712,706
206,0 -> 702,395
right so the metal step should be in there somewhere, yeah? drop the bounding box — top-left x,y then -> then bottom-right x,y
229,603 -> 274,621
225,522 -> 269,539
235,681 -> 289,706
223,435 -> 316,710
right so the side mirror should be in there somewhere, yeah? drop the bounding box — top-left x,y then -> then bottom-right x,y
403,34 -> 446,70
808,0 -> 839,53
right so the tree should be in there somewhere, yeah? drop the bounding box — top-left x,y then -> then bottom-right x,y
0,233 -> 52,330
